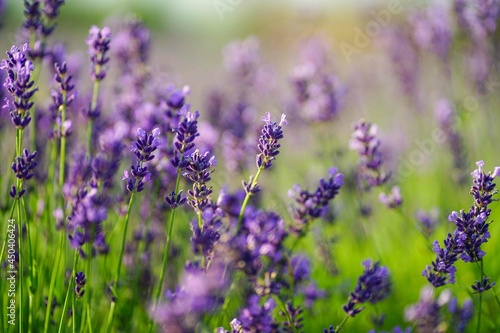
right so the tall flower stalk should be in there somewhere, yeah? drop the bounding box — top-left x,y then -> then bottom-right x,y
106,127 -> 160,332
1,44 -> 38,332
149,110 -> 200,332
237,112 -> 287,230
85,25 -> 111,158
423,161 -> 500,333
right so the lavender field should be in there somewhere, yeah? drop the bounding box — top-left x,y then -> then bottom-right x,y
1,0 -> 500,332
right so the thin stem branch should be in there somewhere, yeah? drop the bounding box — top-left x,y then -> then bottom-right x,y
106,190 -> 136,332
237,166 -> 264,230
149,169 -> 183,333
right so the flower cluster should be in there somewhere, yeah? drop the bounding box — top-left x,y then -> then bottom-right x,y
50,61 -> 76,138
123,128 -> 160,192
288,38 -> 345,122
74,271 -> 86,299
22,0 -> 66,59
405,287 -> 474,333
289,167 -> 343,236
170,109 -> 200,168
183,149 -> 216,214
256,112 -> 286,170
67,187 -> 109,257
189,205 -> 223,265
423,161 -> 500,287
342,260 -> 391,317
10,149 -> 38,198
87,25 -> 111,81
350,120 -> 389,189
1,44 -> 38,129
151,262 -> 228,332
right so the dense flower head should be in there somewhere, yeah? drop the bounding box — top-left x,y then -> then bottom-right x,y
1,44 -> 38,129
151,262 -> 228,331
183,150 -> 216,213
190,205 -> 223,264
74,271 -> 86,298
87,25 -> 111,81
12,149 -> 38,181
239,294 -> 276,333
22,0 -> 42,32
256,112 -> 286,170
122,127 -> 159,192
67,187 -> 109,257
122,163 -> 151,193
290,167 -> 343,236
471,276 -> 496,294
130,127 -> 160,162
423,161 -> 499,287
183,150 -> 216,184
50,61 -> 76,138
455,0 -> 500,40
42,0 -> 66,20
422,237 -> 458,287
350,120 -> 389,189
404,287 -> 473,333
343,260 -> 391,317
170,109 -> 200,168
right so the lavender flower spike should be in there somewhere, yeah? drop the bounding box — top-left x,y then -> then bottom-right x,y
87,25 -> 111,81
350,120 -> 389,189
257,112 -> 287,170
1,44 -> 38,129
123,127 -> 160,192
343,260 -> 391,317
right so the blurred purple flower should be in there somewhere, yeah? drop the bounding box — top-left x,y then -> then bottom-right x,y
409,4 -> 453,61
290,167 -> 343,236
379,185 -> 402,209
87,25 -> 111,81
350,120 -> 390,189
1,44 -> 37,129
239,295 -> 276,333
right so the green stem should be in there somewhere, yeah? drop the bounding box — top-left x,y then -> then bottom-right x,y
149,170 -> 183,333
59,90 -> 68,188
44,232 -> 64,333
16,197 -> 24,333
58,251 -> 78,333
335,315 -> 350,333
272,295 -> 298,333
237,166 -> 264,230
476,259 -> 484,333
86,81 -> 100,158
106,190 -> 136,332
46,140 -> 58,240
0,201 -> 18,332
21,198 -> 35,333
81,243 -> 93,333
